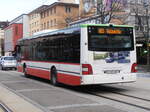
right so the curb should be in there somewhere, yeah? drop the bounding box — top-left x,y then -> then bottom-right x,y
0,85 -> 44,112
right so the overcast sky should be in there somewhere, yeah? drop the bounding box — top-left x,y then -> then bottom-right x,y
0,0 -> 79,21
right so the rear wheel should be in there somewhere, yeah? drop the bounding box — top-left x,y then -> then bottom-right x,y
51,67 -> 58,86
1,66 -> 5,70
0,65 -> 3,70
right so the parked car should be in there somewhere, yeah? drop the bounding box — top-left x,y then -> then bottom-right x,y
0,56 -> 17,70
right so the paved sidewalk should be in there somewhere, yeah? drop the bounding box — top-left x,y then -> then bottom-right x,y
0,85 -> 44,112
0,107 -> 4,112
137,64 -> 150,73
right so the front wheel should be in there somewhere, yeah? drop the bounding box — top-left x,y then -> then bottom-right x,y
0,66 -> 5,70
0,65 -> 3,70
51,68 -> 58,86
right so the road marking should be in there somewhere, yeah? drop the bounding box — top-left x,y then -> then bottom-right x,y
47,103 -> 102,110
0,71 -> 22,77
0,102 -> 12,112
1,81 -> 27,84
16,88 -> 52,92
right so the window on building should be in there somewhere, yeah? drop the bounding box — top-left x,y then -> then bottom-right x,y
30,16 -> 32,20
65,6 -> 71,13
50,9 -> 52,15
44,12 -> 46,18
47,10 -> 49,16
47,21 -> 49,28
51,20 -> 53,27
37,21 -> 39,26
54,19 -> 57,26
32,15 -> 34,19
144,25 -> 148,32
41,24 -> 43,30
15,26 -> 18,35
44,23 -> 46,29
54,7 -> 56,14
41,13 -> 43,18
32,23 -> 34,28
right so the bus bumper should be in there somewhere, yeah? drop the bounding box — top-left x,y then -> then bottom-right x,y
81,73 -> 137,85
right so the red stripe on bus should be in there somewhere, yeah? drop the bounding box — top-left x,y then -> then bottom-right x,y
27,68 -> 50,80
18,65 -> 81,86
21,60 -> 80,66
57,73 -> 81,86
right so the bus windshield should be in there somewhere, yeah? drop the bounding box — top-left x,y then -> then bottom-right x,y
88,26 -> 134,51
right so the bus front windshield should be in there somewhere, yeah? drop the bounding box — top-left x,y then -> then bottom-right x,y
88,27 -> 134,51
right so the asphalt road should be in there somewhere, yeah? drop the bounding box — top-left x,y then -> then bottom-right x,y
0,70 -> 150,112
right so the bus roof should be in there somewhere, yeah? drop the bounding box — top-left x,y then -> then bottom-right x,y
20,24 -> 133,41
20,26 -> 80,41
80,24 -> 134,28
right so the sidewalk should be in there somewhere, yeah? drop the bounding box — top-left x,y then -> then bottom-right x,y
0,85 -> 44,112
137,64 -> 150,73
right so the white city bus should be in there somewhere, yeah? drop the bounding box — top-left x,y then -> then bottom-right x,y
16,24 -> 137,86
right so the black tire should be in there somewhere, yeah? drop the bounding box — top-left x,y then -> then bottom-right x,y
0,65 -> 3,70
1,66 -> 5,70
51,67 -> 58,86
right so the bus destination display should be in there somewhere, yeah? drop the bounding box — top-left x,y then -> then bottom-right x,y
98,28 -> 122,34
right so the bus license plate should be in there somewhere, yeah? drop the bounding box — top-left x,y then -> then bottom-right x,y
104,70 -> 120,74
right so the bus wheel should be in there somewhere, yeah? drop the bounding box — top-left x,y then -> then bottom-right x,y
23,66 -> 30,78
51,67 -> 58,86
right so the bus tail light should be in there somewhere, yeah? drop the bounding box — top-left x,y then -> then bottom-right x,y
82,64 -> 93,75
131,63 -> 137,73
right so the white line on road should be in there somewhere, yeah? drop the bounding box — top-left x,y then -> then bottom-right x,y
16,88 -> 52,92
1,81 -> 27,84
0,70 -> 23,77
47,103 -> 102,110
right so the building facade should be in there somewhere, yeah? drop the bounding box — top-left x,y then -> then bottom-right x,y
28,5 -> 48,36
4,24 -> 23,56
71,0 -> 127,26
4,14 -> 29,55
0,22 -> 9,56
72,0 -> 150,64
126,0 -> 150,64
40,2 -> 79,31
58,0 -> 76,3
9,14 -> 29,38
79,0 -> 96,18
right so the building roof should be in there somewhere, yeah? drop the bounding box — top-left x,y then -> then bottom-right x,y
28,5 -> 49,14
40,2 -> 79,13
9,14 -> 28,25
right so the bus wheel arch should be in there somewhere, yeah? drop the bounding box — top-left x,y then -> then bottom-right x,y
50,66 -> 58,86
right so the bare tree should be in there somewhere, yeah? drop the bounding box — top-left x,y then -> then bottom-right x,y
57,12 -> 79,27
96,0 -> 127,24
